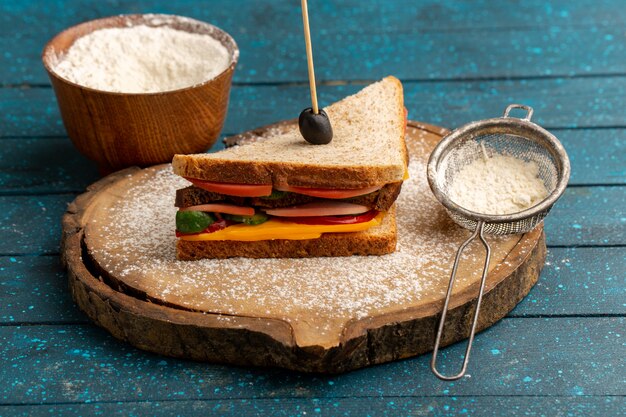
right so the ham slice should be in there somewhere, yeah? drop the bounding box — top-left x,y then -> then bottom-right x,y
265,201 -> 370,217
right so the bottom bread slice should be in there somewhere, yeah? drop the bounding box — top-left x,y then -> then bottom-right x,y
176,206 -> 397,260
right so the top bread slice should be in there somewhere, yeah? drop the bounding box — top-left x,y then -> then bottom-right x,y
172,76 -> 408,189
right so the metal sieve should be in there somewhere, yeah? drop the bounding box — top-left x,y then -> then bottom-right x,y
426,104 -> 570,381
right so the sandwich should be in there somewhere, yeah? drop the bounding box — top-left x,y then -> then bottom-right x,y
172,76 -> 408,259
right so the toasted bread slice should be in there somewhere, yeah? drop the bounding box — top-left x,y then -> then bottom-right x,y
172,76 -> 407,188
177,205 -> 397,260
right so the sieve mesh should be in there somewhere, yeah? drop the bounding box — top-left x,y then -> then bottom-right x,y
428,106 -> 570,236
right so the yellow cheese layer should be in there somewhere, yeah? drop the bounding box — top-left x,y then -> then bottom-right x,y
179,212 -> 385,241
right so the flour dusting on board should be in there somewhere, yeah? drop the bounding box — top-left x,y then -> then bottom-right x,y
86,130 -> 519,344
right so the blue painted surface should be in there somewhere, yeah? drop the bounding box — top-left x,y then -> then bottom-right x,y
3,0 -> 626,84
5,78 -> 626,137
4,397 -> 624,417
2,318 -> 624,403
0,0 -> 624,416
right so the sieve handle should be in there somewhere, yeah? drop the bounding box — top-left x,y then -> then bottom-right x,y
503,104 -> 534,121
430,221 -> 492,381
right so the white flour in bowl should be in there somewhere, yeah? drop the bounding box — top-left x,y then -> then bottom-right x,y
52,24 -> 230,93
448,152 -> 549,215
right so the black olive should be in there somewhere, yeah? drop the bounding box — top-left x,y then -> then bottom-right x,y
298,107 -> 333,144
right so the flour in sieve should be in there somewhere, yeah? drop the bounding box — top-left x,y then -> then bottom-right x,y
448,152 -> 549,215
51,24 -> 230,93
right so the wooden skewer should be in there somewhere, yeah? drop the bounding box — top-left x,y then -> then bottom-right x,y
301,0 -> 319,114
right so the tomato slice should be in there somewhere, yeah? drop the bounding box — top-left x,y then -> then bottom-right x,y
287,210 -> 379,225
265,201 -> 370,217
274,184 -> 383,199
186,179 -> 385,199
180,204 -> 255,216
185,178 -> 272,197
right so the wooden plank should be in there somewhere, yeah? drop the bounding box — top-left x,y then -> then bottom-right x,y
1,318 -> 623,403
0,88 -> 61,137
546,186 -> 625,246
6,0 -> 626,36
2,396 -> 623,417
2,247 -> 623,325
0,139 -> 99,194
3,77 -> 626,138
0,186 -> 622,256
1,127 -> 622,194
0,194 -> 73,255
0,256 -> 86,324
3,0 -> 626,84
510,247 -> 626,316
551,128 -> 625,185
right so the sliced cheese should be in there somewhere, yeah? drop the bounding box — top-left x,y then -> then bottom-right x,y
179,212 -> 385,241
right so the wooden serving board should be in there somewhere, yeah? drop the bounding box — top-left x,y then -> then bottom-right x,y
61,121 -> 546,373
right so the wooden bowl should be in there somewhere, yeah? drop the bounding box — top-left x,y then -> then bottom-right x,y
42,14 -> 239,174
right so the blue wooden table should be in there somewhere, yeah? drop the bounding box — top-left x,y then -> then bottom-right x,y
1,1 -> 624,415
